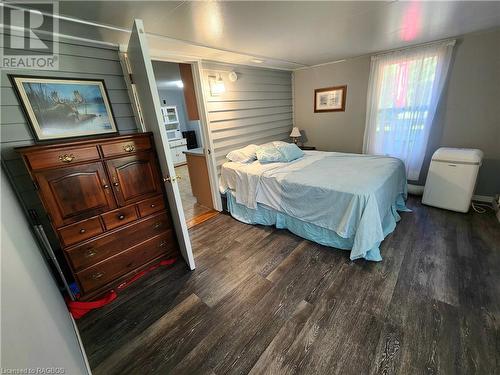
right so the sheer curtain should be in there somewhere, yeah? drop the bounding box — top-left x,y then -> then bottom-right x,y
363,41 -> 455,180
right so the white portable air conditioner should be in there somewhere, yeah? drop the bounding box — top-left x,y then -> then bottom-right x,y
422,147 -> 483,213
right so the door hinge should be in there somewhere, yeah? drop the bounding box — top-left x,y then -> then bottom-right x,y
163,175 -> 182,183
129,73 -> 134,84
32,179 -> 39,190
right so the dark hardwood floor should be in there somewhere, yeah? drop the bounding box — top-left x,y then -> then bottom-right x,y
77,196 -> 500,375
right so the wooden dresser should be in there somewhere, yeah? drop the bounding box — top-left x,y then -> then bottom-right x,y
17,133 -> 180,300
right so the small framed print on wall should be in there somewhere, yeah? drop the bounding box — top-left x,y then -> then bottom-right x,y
314,85 -> 347,112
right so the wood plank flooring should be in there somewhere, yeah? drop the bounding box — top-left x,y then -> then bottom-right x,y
77,196 -> 500,375
175,164 -> 215,226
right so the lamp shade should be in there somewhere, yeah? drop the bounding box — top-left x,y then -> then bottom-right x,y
290,127 -> 301,138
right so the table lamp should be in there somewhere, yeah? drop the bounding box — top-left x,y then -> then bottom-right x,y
290,127 -> 301,144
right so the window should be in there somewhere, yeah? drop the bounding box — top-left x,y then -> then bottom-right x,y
363,42 -> 454,180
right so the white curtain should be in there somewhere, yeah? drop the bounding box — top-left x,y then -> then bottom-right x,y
363,41 -> 455,180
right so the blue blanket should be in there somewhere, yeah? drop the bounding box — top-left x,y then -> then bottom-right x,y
221,152 -> 410,261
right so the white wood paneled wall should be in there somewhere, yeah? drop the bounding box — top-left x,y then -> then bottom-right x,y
201,62 -> 293,172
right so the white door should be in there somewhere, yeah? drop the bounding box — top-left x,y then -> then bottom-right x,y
126,19 -> 195,270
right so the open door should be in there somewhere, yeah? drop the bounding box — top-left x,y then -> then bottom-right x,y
126,19 -> 195,270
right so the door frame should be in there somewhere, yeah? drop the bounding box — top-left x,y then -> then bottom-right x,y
190,61 -> 222,211
120,49 -> 222,212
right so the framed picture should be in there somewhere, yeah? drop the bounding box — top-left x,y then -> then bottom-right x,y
10,75 -> 118,141
314,85 -> 347,112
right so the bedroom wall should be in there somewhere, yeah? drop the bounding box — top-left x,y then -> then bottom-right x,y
201,62 -> 293,171
293,55 -> 370,153
293,28 -> 500,197
0,30 -> 139,251
1,171 -> 90,374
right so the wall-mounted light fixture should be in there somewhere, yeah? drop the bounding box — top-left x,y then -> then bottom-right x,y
208,73 -> 225,96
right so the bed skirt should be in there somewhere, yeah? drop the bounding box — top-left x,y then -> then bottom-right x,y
225,191 -> 409,262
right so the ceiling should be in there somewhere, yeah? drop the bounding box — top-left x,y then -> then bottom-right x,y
29,1 -> 500,69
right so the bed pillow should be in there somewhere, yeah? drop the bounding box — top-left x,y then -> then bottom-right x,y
273,141 -> 305,162
226,144 -> 258,163
256,143 -> 286,163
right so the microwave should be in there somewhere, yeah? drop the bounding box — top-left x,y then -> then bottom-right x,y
166,129 -> 182,140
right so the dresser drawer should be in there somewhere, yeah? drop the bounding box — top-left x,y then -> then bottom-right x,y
100,137 -> 152,157
137,195 -> 165,217
76,230 -> 177,293
65,212 -> 171,271
58,217 -> 104,247
24,145 -> 100,170
101,205 -> 138,230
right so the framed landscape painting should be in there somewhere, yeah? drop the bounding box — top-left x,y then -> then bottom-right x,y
314,85 -> 347,112
10,75 -> 118,141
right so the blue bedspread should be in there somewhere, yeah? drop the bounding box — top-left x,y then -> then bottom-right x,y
221,151 -> 410,261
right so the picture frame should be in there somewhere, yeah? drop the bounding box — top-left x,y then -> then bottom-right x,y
314,85 -> 347,112
9,75 -> 118,141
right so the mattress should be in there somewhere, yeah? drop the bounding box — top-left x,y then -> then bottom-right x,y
220,151 -> 409,261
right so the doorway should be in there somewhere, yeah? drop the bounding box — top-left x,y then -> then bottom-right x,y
151,60 -> 218,229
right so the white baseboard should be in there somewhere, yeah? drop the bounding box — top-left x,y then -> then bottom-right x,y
472,195 -> 493,203
408,184 -> 424,195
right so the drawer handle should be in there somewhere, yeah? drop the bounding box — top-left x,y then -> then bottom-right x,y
123,144 -> 135,152
113,182 -> 119,187
103,184 -> 110,189
79,228 -> 86,234
118,214 -> 125,220
91,272 -> 104,280
84,249 -> 97,258
59,154 -> 75,163
150,203 -> 155,208
153,222 -> 162,229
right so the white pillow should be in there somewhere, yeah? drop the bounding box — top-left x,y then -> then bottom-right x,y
226,144 -> 259,163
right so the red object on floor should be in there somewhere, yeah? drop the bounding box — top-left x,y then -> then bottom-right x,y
67,257 -> 177,319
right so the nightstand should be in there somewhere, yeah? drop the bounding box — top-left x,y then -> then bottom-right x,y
298,145 -> 316,150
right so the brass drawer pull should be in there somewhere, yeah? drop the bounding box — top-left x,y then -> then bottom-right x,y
59,154 -> 75,163
84,249 -> 97,258
153,222 -> 162,229
113,182 -> 119,187
103,184 -> 110,189
150,204 -> 155,208
118,214 -> 125,220
79,228 -> 86,234
123,144 -> 135,152
91,272 -> 104,280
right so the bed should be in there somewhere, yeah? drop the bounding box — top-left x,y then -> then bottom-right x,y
220,150 -> 410,261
